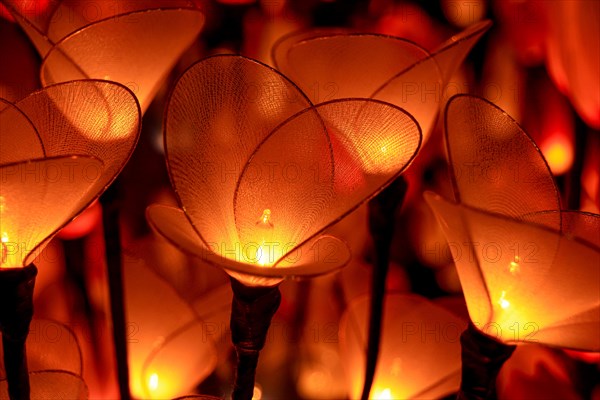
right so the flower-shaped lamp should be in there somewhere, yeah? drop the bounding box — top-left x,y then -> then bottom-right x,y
2,0 -> 205,112
272,21 -> 491,143
340,293 -> 467,399
123,253 -> 217,399
146,54 -> 421,398
1,80 -> 140,268
0,80 -> 140,398
147,54 -> 422,286
425,94 -> 600,398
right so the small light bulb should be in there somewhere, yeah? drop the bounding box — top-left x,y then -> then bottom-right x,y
498,290 -> 510,309
372,388 -> 393,400
148,373 -> 159,391
1,232 -> 8,265
255,209 -> 275,266
257,209 -> 273,228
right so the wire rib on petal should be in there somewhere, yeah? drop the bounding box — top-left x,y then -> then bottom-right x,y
426,193 -> 600,351
0,155 -> 104,268
340,293 -> 466,399
444,95 -> 561,229
234,99 -> 421,261
40,8 -> 204,112
0,371 -> 88,400
0,99 -> 45,163
14,80 -> 141,207
165,55 -> 314,252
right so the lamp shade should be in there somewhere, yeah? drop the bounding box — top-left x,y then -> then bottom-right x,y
0,80 -> 140,268
425,193 -> 600,351
147,55 -> 422,286
3,0 -> 205,112
123,255 -> 217,399
0,319 -> 88,399
424,94 -> 600,350
340,293 -> 467,399
272,21 -> 491,143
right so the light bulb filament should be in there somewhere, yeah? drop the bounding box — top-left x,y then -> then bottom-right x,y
257,209 -> 273,228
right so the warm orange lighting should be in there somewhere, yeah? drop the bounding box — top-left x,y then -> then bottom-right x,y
498,291 -> 510,310
148,373 -> 159,391
255,209 -> 274,266
509,256 -> 520,275
0,231 -> 9,267
540,134 -> 574,175
372,387 -> 393,399
252,384 -> 263,400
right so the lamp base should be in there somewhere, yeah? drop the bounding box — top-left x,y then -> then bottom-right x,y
229,278 -> 281,400
0,264 -> 38,400
457,322 -> 516,400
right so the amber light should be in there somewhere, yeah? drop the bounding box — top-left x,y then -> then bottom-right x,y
3,0 -> 205,113
340,294 -> 467,399
147,54 -> 422,286
425,94 -> 599,351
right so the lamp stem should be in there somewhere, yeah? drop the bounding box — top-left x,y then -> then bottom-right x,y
100,182 -> 131,400
229,278 -> 281,400
0,263 -> 37,400
456,322 -> 516,400
361,176 -> 408,400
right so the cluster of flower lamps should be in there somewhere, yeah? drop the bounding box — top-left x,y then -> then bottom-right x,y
0,1 -> 598,399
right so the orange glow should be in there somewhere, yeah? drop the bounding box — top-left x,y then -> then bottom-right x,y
372,388 -> 393,400
498,291 -> 510,310
540,134 -> 574,175
509,256 -> 520,274
252,384 -> 263,400
255,209 -> 275,266
1,231 -> 9,267
148,373 -> 159,391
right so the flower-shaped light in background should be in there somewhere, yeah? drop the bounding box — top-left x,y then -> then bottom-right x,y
340,293 -> 467,399
146,54 -> 422,286
425,94 -> 600,351
123,251 -> 217,399
0,80 -> 140,268
272,20 -> 491,143
2,0 -> 205,112
0,319 -> 88,399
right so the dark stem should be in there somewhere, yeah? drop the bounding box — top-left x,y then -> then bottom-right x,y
456,322 -> 516,400
229,278 -> 281,400
100,182 -> 131,400
360,177 -> 408,400
0,263 -> 37,400
565,114 -> 587,210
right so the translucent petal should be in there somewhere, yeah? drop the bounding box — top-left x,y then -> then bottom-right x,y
0,320 -> 82,378
426,193 -> 600,351
272,22 -> 490,142
273,33 -> 429,103
3,1 -> 203,113
14,80 -> 141,211
146,204 -> 351,286
340,293 -> 466,399
164,55 -> 313,250
46,0 -> 196,43
40,8 -> 204,112
0,99 -> 44,164
444,95 -> 560,229
0,371 -> 88,400
234,99 -> 421,257
373,21 -> 491,139
123,255 -> 217,399
0,155 -> 104,268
